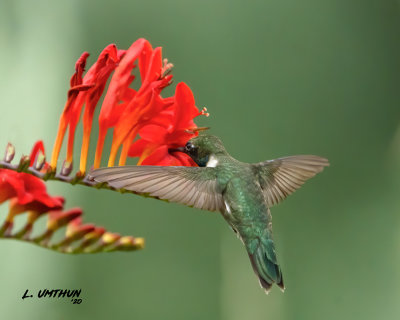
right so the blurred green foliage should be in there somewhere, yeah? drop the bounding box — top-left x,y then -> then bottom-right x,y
0,0 -> 399,319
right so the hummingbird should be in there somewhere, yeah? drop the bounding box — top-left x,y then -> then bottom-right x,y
89,134 -> 329,293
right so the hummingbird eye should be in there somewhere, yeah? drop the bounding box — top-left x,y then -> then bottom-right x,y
185,142 -> 195,153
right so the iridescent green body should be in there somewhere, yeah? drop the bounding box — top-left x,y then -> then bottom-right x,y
189,136 -> 283,290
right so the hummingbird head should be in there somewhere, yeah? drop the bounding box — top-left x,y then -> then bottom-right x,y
175,134 -> 227,167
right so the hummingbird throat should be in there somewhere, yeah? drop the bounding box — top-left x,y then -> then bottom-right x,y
206,155 -> 219,167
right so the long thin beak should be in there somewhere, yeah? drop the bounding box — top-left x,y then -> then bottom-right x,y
169,147 -> 185,153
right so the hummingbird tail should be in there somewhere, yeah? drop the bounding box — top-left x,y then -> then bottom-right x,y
247,238 -> 284,294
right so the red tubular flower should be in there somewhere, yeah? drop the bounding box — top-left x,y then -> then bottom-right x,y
94,38 -> 149,169
95,39 -> 174,168
78,45 -> 123,173
50,52 -> 92,169
49,38 -> 209,176
0,170 -> 64,228
0,169 -> 62,208
0,169 -> 64,236
18,173 -> 64,208
51,45 -> 121,172
128,82 -> 205,166
0,169 -> 28,204
112,47 -> 173,167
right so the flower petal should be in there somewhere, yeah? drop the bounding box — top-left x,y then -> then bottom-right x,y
174,82 -> 201,130
128,139 -> 149,158
140,145 -> 170,166
138,125 -> 168,144
98,39 -> 147,129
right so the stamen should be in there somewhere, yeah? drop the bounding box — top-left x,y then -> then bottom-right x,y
199,107 -> 210,117
161,58 -> 174,77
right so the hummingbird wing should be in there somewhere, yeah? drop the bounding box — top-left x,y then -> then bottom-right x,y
88,166 -> 224,212
253,155 -> 329,206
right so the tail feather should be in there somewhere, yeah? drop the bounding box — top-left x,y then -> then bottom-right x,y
248,238 -> 284,293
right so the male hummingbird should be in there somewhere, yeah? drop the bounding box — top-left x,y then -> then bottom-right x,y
89,134 -> 329,293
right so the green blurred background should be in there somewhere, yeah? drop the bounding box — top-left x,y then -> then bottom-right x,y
0,0 -> 399,319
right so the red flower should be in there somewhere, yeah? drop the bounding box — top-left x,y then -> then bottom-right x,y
50,52 -> 91,169
0,141 -> 57,205
49,38 -> 209,175
94,38 -> 150,168
95,39 -> 174,168
0,169 -> 64,209
0,168 -> 64,236
128,82 -> 205,166
0,169 -> 27,204
51,45 -> 122,172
